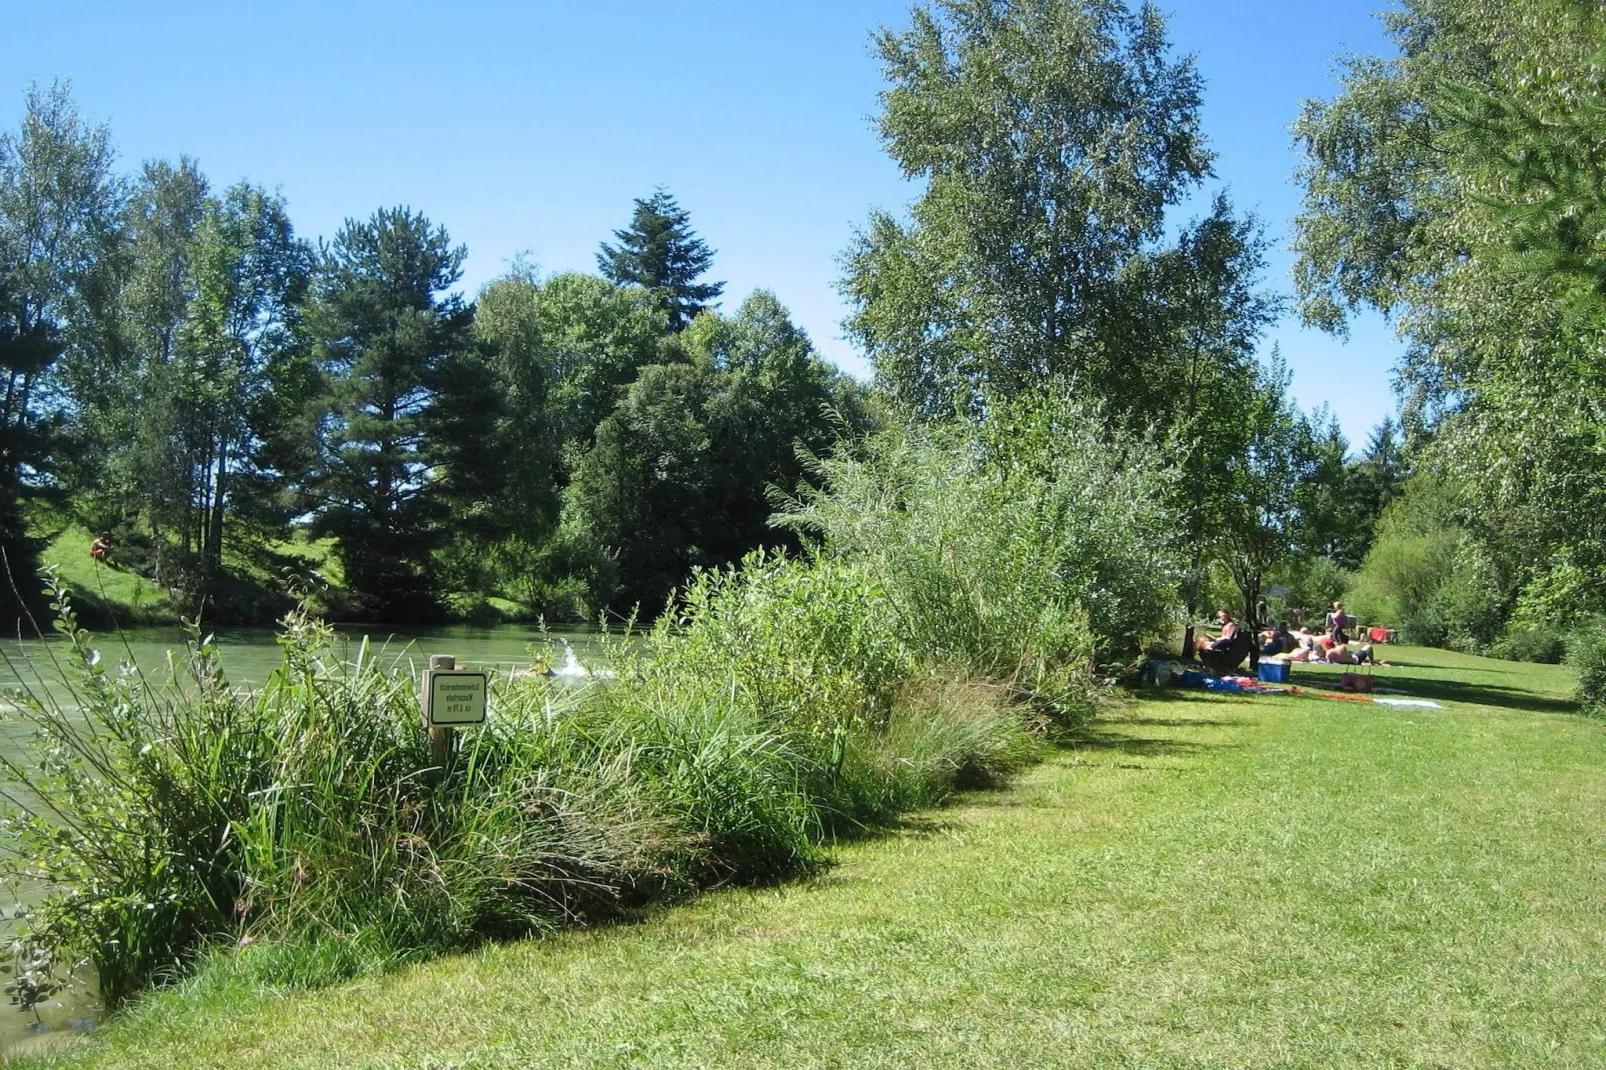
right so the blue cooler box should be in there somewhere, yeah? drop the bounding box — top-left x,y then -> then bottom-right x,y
1257,661 -> 1290,684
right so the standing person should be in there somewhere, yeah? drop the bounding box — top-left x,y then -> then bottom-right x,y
1325,601 -> 1350,643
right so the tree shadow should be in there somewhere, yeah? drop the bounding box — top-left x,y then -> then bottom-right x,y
1117,716 -> 1257,729
1064,727 -> 1227,758
1294,670 -> 1579,715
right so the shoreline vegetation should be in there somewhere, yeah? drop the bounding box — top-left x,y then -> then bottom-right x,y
5,0 -> 1606,1063
0,396 -> 1178,1029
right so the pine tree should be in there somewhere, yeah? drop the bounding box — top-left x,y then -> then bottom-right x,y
596,189 -> 723,331
309,207 -> 478,619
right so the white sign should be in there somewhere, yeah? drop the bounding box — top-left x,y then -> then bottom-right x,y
422,669 -> 488,727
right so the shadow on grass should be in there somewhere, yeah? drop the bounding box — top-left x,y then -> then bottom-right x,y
1117,716 -> 1259,728
1122,687 -> 1268,710
1066,727 -> 1228,759
1294,670 -> 1579,715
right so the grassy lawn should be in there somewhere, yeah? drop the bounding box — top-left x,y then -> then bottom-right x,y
16,645 -> 1606,1069
37,526 -> 177,625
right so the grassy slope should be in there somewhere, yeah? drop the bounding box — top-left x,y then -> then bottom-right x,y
17,646 -> 1606,1069
37,526 -> 177,625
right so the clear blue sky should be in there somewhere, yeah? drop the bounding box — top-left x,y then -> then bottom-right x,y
2,0 -> 1401,446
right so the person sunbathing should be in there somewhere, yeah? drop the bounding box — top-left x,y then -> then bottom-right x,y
1327,642 -> 1385,666
1193,610 -> 1239,653
1259,621 -> 1293,659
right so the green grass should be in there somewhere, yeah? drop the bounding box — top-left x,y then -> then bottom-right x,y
14,644 -> 1606,1069
37,526 -> 177,625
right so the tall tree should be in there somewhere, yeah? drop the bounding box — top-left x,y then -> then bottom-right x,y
527,271 -> 669,454
1292,0 -> 1606,619
309,207 -> 478,619
84,159 -> 210,531
1343,414 -> 1405,562
596,189 -> 723,331
0,83 -> 122,603
152,183 -> 312,600
841,0 -> 1214,419
568,361 -> 715,613
567,292 -> 855,614
1208,360 -> 1316,658
687,291 -> 842,566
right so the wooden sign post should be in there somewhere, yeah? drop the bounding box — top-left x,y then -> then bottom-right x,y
421,654 -> 488,768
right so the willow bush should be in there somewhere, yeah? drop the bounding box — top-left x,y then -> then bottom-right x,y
775,391 -> 1181,721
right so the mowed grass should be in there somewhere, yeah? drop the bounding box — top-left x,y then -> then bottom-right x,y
16,645 -> 1606,1069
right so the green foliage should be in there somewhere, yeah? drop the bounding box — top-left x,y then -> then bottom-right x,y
1565,625 -> 1606,715
651,552 -> 1035,833
0,378 -> 1166,1009
1344,473 -> 1508,650
566,292 -> 855,615
468,269 -> 669,614
0,83 -> 121,616
596,189 -> 723,332
1294,0 -> 1606,639
778,390 -> 1181,717
0,581 -> 671,1005
1274,555 -> 1351,620
141,184 -> 313,599
1487,626 -> 1566,665
0,484 -> 1057,1008
844,0 -> 1286,428
309,207 -> 480,618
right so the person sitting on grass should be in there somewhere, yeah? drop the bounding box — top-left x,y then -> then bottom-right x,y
1193,609 -> 1239,654
88,531 -> 112,564
1259,621 -> 1293,659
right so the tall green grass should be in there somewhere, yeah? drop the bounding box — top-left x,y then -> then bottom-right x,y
0,393 -> 1178,1011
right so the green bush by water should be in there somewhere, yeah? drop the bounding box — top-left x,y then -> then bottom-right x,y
775,391 -> 1181,720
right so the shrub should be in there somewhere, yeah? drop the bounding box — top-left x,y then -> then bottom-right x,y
1344,474 -> 1509,650
1567,627 -> 1606,715
776,392 -> 1181,721
1275,556 -> 1351,622
0,584 -> 669,1006
0,554 -> 1044,1008
1488,626 -> 1567,665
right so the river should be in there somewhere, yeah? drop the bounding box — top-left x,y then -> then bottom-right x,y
0,621 -> 613,1054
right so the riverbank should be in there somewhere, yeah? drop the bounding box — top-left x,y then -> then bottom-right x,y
34,527 -> 543,629
17,645 -> 1603,1069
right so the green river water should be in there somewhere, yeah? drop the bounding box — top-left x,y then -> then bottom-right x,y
0,623 -> 610,1054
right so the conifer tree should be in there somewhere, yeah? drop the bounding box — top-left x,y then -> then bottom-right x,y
309,207 -> 479,619
596,189 -> 723,331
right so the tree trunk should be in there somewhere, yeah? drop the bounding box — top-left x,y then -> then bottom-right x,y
204,441 -> 228,604
1243,575 -> 1261,673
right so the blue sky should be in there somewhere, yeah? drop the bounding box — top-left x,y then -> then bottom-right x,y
2,0 -> 1401,446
